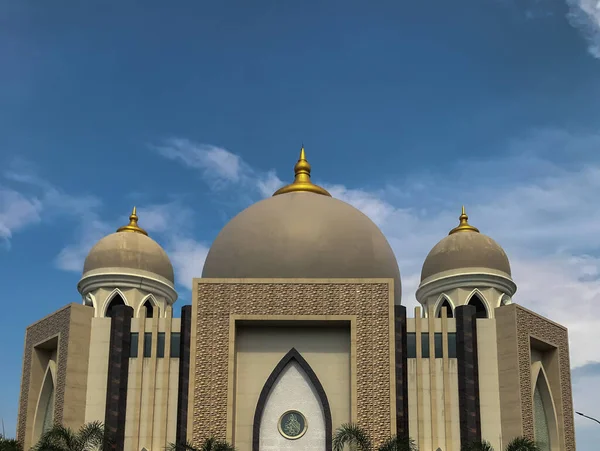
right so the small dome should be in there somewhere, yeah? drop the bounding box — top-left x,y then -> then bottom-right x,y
83,208 -> 174,284
202,148 -> 402,301
421,207 -> 511,282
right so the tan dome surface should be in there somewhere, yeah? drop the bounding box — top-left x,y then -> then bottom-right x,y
83,231 -> 174,283
421,231 -> 511,282
202,191 -> 402,301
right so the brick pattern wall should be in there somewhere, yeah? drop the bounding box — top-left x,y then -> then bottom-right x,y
455,305 -> 481,447
192,281 -> 393,447
17,306 -> 72,445
103,305 -> 133,451
515,306 -> 575,451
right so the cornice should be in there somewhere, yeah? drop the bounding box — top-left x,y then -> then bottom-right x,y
416,271 -> 517,302
77,272 -> 178,304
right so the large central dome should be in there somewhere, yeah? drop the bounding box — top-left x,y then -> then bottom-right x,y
201,148 -> 402,302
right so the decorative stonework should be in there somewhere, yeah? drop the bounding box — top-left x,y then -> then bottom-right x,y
17,306 -> 72,444
192,281 -> 393,447
515,306 -> 575,451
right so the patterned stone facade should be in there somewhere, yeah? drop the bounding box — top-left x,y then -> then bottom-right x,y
17,306 -> 72,445
191,280 -> 395,447
515,305 -> 575,451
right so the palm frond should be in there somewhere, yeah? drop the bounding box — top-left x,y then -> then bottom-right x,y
460,440 -> 494,451
0,437 -> 24,451
76,421 -> 105,450
165,441 -> 200,451
333,423 -> 372,451
505,436 -> 539,451
378,435 -> 418,451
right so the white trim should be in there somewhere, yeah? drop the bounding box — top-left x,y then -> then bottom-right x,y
83,292 -> 96,310
416,271 -> 517,302
137,293 -> 159,318
465,288 -> 490,318
102,288 -> 129,317
531,363 -> 560,451
433,294 -> 455,318
78,272 -> 178,305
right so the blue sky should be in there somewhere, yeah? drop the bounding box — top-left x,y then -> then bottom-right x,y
2,0 -> 600,447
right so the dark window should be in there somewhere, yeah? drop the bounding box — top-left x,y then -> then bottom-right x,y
105,294 -> 125,318
143,333 -> 152,357
447,333 -> 457,358
437,299 -> 454,318
157,332 -> 165,358
130,333 -> 139,358
407,332 -> 416,358
421,332 -> 430,358
434,333 -> 443,358
170,332 -> 181,358
468,294 -> 488,319
143,300 -> 154,319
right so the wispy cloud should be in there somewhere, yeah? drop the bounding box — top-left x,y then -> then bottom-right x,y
0,189 -> 42,245
567,0 -> 600,58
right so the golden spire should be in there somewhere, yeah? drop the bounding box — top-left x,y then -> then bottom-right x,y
448,205 -> 480,235
116,206 -> 148,236
272,146 -> 332,197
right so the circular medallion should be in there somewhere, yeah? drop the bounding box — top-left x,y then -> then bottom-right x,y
278,410 -> 308,440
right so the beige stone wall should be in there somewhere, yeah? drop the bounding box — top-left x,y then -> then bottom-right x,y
477,319 -> 502,450
17,304 -> 93,450
84,318 -> 111,423
189,279 -> 396,449
124,310 -> 181,451
407,308 -> 459,451
495,304 -> 575,451
233,325 -> 351,450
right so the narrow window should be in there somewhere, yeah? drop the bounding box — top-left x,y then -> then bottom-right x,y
407,332 -> 416,358
143,300 -> 154,318
130,333 -> 139,358
157,332 -> 165,358
421,332 -> 430,358
434,333 -> 443,358
437,299 -> 454,318
468,294 -> 488,319
170,332 -> 181,358
144,332 -> 152,357
105,294 -> 125,318
447,333 -> 457,358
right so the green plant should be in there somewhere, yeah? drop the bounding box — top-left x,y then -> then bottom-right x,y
505,436 -> 539,451
32,421 -> 110,451
166,437 -> 235,451
0,435 -> 23,451
332,423 -> 418,451
461,440 -> 495,451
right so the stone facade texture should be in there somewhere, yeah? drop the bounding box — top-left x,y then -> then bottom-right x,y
455,305 -> 481,447
103,305 -> 133,451
17,306 -> 72,444
515,306 -> 575,451
192,281 -> 394,448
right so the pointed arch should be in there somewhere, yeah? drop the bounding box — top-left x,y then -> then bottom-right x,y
138,294 -> 158,319
32,362 -> 56,442
252,348 -> 332,451
435,294 -> 455,318
103,288 -> 128,318
531,362 -> 559,451
466,289 -> 489,319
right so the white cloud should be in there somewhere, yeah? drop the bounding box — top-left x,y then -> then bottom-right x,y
567,0 -> 600,58
166,236 -> 210,289
0,188 -> 42,244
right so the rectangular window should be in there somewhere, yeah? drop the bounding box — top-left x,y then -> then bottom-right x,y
143,332 -> 152,358
170,332 -> 181,358
157,332 -> 165,358
407,332 -> 416,358
421,332 -> 430,358
129,333 -> 138,358
434,333 -> 443,358
447,333 -> 457,358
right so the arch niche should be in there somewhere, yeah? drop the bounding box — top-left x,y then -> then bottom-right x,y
104,291 -> 126,318
252,348 -> 332,451
531,363 -> 559,451
32,362 -> 56,442
467,291 -> 489,319
436,296 -> 454,318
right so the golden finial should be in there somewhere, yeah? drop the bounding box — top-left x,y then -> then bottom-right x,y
272,146 -> 331,196
116,206 -> 148,236
448,205 -> 480,235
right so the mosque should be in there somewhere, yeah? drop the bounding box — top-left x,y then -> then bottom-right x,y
16,149 -> 575,451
